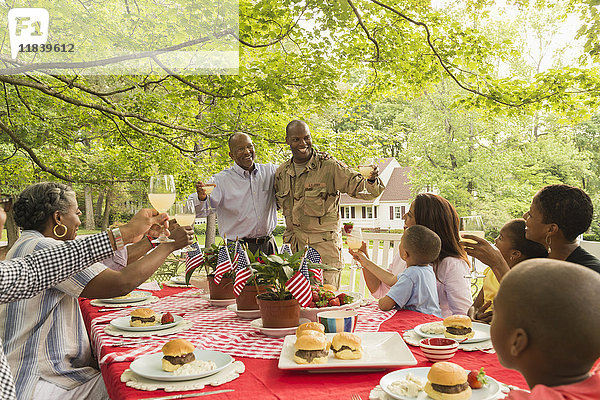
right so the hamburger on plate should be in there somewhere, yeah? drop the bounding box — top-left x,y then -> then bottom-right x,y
161,339 -> 196,371
293,330 -> 329,364
296,321 -> 325,336
129,308 -> 157,327
331,332 -> 362,360
443,315 -> 474,340
424,361 -> 472,400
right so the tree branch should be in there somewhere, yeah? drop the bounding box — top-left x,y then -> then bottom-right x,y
0,75 -> 226,139
0,34 -> 220,74
368,0 -> 582,108
0,119 -> 74,181
347,0 -> 380,63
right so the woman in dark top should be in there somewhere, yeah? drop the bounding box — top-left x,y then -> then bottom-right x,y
463,184 -> 600,285
523,184 -> 600,273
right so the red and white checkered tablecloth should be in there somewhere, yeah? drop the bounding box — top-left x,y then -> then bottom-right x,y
90,290 -> 396,361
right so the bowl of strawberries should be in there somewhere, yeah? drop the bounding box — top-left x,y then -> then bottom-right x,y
300,284 -> 363,322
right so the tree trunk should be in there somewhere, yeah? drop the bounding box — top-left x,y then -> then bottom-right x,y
84,185 -> 95,230
205,213 -> 216,247
95,191 -> 105,225
101,191 -> 111,230
5,204 -> 20,250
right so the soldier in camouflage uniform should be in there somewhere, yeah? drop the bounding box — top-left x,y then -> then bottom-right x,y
275,120 -> 385,289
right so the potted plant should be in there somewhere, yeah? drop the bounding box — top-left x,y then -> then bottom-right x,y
196,243 -> 235,300
250,250 -> 331,328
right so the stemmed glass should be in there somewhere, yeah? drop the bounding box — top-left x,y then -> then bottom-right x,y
347,227 -> 363,270
460,216 -> 486,279
174,200 -> 196,251
203,177 -> 217,214
358,157 -> 375,194
148,174 -> 176,243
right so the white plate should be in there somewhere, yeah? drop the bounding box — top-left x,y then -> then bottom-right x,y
278,332 -> 417,370
169,276 -> 191,286
250,318 -> 311,337
227,304 -> 261,319
109,315 -> 183,332
380,367 -> 501,400
130,349 -> 234,382
99,291 -> 153,304
414,321 -> 491,343
300,292 -> 363,322
200,294 -> 236,307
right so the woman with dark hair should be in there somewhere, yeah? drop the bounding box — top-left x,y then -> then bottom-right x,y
0,182 -> 193,400
525,184 -> 600,272
466,219 -> 548,323
464,184 -> 600,282
351,193 -> 473,318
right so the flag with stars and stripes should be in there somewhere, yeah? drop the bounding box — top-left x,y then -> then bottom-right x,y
185,242 -> 204,281
214,245 -> 233,285
233,242 -> 252,296
305,247 -> 323,283
285,270 -> 312,307
229,240 -> 240,267
280,243 -> 292,256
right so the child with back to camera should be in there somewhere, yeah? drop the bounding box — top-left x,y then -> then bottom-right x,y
378,225 -> 442,317
491,258 -> 600,399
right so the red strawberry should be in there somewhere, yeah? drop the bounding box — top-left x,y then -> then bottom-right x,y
328,297 -> 341,307
161,312 -> 174,324
467,368 -> 487,389
312,292 -> 320,302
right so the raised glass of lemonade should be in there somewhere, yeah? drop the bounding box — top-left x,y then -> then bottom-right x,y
149,174 -> 176,243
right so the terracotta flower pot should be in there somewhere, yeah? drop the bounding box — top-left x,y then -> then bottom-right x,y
257,295 -> 300,328
236,284 -> 269,310
207,275 -> 235,300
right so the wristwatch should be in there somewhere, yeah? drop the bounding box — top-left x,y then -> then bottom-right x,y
111,227 -> 125,250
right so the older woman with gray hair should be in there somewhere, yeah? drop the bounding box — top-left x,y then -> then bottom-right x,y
1,182 -> 193,400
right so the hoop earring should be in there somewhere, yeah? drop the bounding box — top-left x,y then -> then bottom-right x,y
53,223 -> 68,238
545,234 -> 552,254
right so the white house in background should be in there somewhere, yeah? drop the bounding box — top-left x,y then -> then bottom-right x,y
340,157 -> 412,231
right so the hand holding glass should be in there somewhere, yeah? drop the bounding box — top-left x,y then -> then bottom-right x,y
347,227 -> 363,270
174,200 -> 196,251
460,216 -> 486,279
202,177 -> 217,214
148,175 -> 176,243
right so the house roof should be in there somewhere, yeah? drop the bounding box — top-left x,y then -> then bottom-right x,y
341,166 -> 412,204
380,167 -> 412,201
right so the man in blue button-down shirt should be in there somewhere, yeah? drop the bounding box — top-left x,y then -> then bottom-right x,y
189,133 -> 278,254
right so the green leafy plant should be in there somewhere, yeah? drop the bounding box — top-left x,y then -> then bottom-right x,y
250,250 -> 333,301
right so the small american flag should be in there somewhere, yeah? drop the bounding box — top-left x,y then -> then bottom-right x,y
280,243 -> 292,255
229,241 -> 240,267
185,242 -> 204,276
233,242 -> 252,297
285,270 -> 312,307
214,245 -> 233,285
305,247 -> 323,283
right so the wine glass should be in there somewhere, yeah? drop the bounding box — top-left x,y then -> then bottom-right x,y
347,227 -> 363,270
174,200 -> 196,251
460,216 -> 486,279
358,157 -> 375,194
203,177 -> 217,214
148,174 -> 176,243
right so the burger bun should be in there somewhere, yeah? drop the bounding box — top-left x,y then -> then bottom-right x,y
331,332 -> 363,360
424,362 -> 472,400
424,382 -> 472,400
162,339 -> 195,357
296,321 -> 325,336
